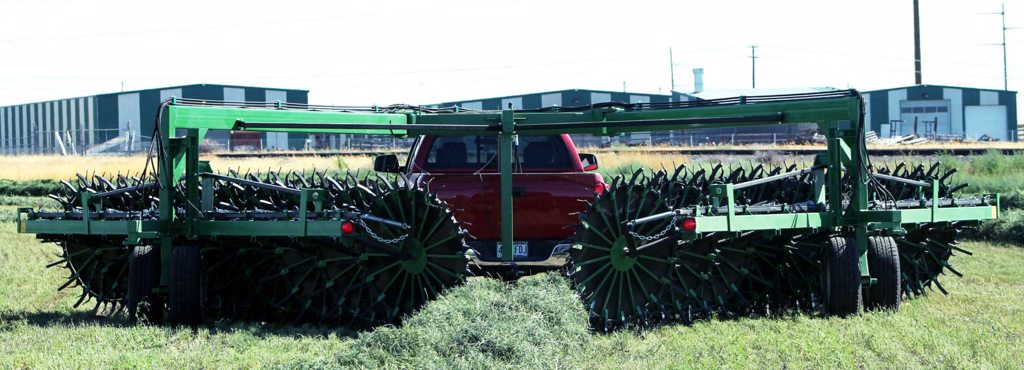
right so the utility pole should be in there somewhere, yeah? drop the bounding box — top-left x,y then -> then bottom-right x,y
987,3 -> 1019,90
1002,3 -> 1008,90
669,48 -> 676,92
913,0 -> 922,85
750,45 -> 758,88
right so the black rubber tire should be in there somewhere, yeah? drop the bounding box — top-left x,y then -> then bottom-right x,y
866,236 -> 901,311
127,245 -> 161,323
823,236 -> 862,316
169,244 -> 204,326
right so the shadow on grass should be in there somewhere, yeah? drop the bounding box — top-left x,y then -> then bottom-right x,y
0,308 -> 360,340
206,319 -> 360,340
0,309 -> 132,329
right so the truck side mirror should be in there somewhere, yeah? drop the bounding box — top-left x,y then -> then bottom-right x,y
579,153 -> 599,171
374,154 -> 401,173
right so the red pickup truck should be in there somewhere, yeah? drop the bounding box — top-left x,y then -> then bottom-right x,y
374,134 -> 606,272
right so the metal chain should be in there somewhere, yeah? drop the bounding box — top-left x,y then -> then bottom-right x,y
628,215 -> 678,242
354,218 -> 408,245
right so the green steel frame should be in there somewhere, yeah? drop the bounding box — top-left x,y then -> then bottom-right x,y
16,91 -> 1001,288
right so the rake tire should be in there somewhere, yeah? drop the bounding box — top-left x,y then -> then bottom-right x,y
127,245 -> 162,323
865,236 -> 901,311
169,244 -> 204,326
823,236 -> 861,316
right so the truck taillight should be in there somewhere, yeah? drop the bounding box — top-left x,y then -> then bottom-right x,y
594,183 -> 607,195
341,221 -> 356,236
681,217 -> 697,232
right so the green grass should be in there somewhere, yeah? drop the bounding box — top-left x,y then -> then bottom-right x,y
0,179 -> 62,197
0,196 -> 58,223
968,208 -> 1024,245
1,221 -> 1023,368
602,151 -> 1023,192
936,151 -> 1024,195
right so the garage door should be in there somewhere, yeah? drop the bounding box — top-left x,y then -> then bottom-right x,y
965,105 -> 1008,141
899,100 -> 951,137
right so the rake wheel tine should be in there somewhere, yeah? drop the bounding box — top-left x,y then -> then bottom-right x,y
944,264 -> 964,277
58,275 -> 80,291
932,279 -> 949,295
76,173 -> 90,189
72,284 -> 91,308
894,162 -> 905,176
628,168 -> 645,185
940,168 -> 958,183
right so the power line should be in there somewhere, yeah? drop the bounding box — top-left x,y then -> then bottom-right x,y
0,53 -> 668,81
0,46 -> 753,81
0,2 -> 482,43
762,44 -> 1009,68
982,3 -> 1023,90
760,54 -> 1009,80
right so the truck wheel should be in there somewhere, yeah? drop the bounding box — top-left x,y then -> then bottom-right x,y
866,236 -> 901,311
127,245 -> 162,323
169,244 -> 204,326
822,236 -> 861,316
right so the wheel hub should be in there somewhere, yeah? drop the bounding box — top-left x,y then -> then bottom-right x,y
609,237 -> 637,272
400,239 -> 427,275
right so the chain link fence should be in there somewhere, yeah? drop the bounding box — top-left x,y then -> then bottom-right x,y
3,127 -> 1019,156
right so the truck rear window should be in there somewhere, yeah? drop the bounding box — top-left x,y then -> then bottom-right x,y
421,136 -> 573,171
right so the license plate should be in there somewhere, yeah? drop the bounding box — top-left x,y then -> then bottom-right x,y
497,241 -> 529,258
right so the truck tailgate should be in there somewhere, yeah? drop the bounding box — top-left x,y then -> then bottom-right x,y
418,173 -> 600,241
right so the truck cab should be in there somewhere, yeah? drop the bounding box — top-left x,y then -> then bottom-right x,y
375,134 -> 606,271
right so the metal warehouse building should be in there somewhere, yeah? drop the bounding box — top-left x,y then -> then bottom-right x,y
4,83 -> 1017,155
436,89 -> 675,146
438,88 -> 829,146
862,85 -> 1018,142
441,85 -> 1020,146
0,84 -> 308,155
437,88 -> 674,110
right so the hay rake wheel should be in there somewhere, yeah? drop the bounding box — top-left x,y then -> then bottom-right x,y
668,233 -> 769,321
870,161 -> 973,300
45,235 -> 131,314
570,177 -> 677,330
201,241 -> 276,320
756,232 -> 826,312
235,238 -> 309,321
362,185 -> 469,324
897,222 -> 969,298
36,172 -> 161,317
268,239 -> 378,327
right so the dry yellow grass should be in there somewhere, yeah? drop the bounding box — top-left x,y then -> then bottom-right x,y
581,141 -> 1024,152
0,155 -> 374,181
211,155 -> 373,174
1,140 -> 1020,181
589,151 -> 691,172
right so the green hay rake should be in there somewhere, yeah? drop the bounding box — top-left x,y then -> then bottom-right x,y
15,90 -> 999,329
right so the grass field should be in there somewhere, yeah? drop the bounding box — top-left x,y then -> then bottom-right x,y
1,148 -> 1021,368
1,220 -> 1022,368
